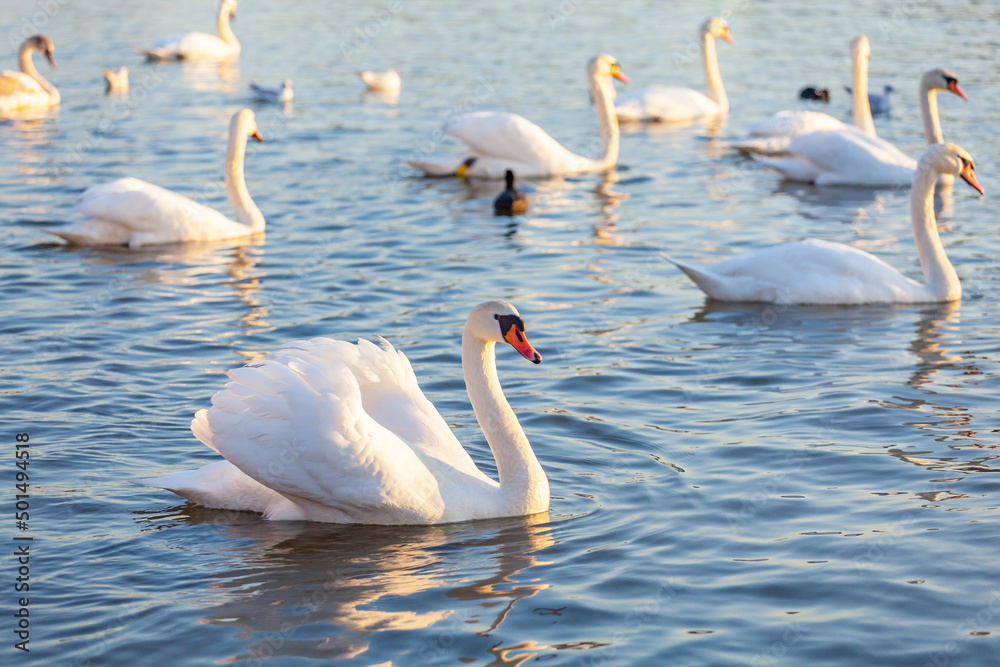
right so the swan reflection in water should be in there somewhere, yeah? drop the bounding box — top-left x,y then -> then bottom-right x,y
140,509 -> 552,662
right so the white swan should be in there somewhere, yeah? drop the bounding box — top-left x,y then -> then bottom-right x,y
733,36 -> 875,154
409,54 -> 629,179
615,18 -> 733,123
141,301 -> 550,525
104,67 -> 129,94
142,0 -> 240,61
358,67 -> 401,93
50,109 -> 264,247
250,79 -> 292,103
667,143 -> 983,305
0,35 -> 59,114
751,67 -> 967,187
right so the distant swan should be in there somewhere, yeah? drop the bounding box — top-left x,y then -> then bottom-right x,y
142,0 -> 240,61
409,54 -> 629,179
667,143 -> 983,305
0,35 -> 59,114
104,67 -> 129,94
142,301 -> 550,525
733,36 -> 875,154
615,17 -> 733,123
358,67 -> 401,93
751,68 -> 967,187
50,109 -> 264,247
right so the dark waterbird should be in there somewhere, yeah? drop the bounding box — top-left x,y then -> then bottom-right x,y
494,171 -> 529,215
799,87 -> 829,102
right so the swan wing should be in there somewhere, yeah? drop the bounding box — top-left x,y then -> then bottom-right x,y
443,111 -> 578,166
195,341 -> 458,523
146,32 -> 237,60
746,110 -> 844,138
615,85 -> 719,122
0,71 -> 44,96
759,128 -> 916,186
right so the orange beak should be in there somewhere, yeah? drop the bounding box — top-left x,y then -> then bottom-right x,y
612,65 -> 630,85
504,327 -> 542,364
251,130 -> 262,142
960,165 -> 984,195
948,80 -> 968,101
722,29 -> 735,45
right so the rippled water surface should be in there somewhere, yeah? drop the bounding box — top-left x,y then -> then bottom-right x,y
2,1 -> 999,665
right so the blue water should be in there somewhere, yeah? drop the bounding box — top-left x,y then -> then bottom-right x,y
2,0 -> 999,665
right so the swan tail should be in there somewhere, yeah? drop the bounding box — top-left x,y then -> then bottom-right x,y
45,220 -> 132,246
731,136 -> 793,155
662,253 -> 728,300
751,154 -> 819,183
407,154 -> 471,177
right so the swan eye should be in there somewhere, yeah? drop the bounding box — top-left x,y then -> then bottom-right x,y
495,314 -> 525,338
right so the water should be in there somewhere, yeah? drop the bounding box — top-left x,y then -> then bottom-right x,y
2,0 -> 999,664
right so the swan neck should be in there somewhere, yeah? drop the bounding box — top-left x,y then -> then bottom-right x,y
701,31 -> 727,111
910,163 -> 959,300
225,123 -> 264,232
19,42 -> 58,101
218,6 -> 239,46
851,50 -> 875,136
461,330 -> 548,513
589,70 -> 619,169
920,83 -> 942,145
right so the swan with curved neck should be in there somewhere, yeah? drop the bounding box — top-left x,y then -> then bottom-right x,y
408,54 -> 628,179
615,17 -> 733,123
51,109 -> 264,247
0,35 -> 59,114
143,0 -> 240,61
733,36 -> 874,153
751,66 -> 966,187
667,143 -> 983,304
141,301 -> 550,524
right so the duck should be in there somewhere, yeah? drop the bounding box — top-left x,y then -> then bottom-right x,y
104,67 -> 129,94
142,0 -> 240,62
358,67 -> 401,94
666,143 -> 983,305
409,54 -> 628,179
49,109 -> 264,247
0,35 -> 59,114
799,87 -> 829,102
751,68 -> 967,187
494,170 -> 529,215
141,301 -> 550,525
250,79 -> 293,103
614,17 -> 733,123
733,36 -> 875,154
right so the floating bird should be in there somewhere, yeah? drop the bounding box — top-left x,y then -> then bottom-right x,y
494,171 -> 529,215
409,54 -> 628,179
250,79 -> 293,103
358,67 -> 401,93
142,0 -> 240,62
733,36 -> 874,154
751,68 -> 967,187
799,87 -> 829,102
846,84 -> 895,114
50,110 -> 264,247
667,143 -> 983,305
104,67 -> 129,94
614,18 -> 733,123
0,35 -> 59,114
141,301 -> 549,525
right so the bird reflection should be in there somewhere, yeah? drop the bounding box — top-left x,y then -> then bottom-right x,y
139,509 -> 553,663
906,301 -> 963,388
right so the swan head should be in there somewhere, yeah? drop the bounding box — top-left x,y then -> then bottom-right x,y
701,18 -> 734,44
922,69 -> 967,100
587,54 -> 629,84
232,108 -> 262,143
922,143 -> 984,195
222,0 -> 237,20
26,35 -> 56,68
850,35 -> 870,63
467,301 -> 542,364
